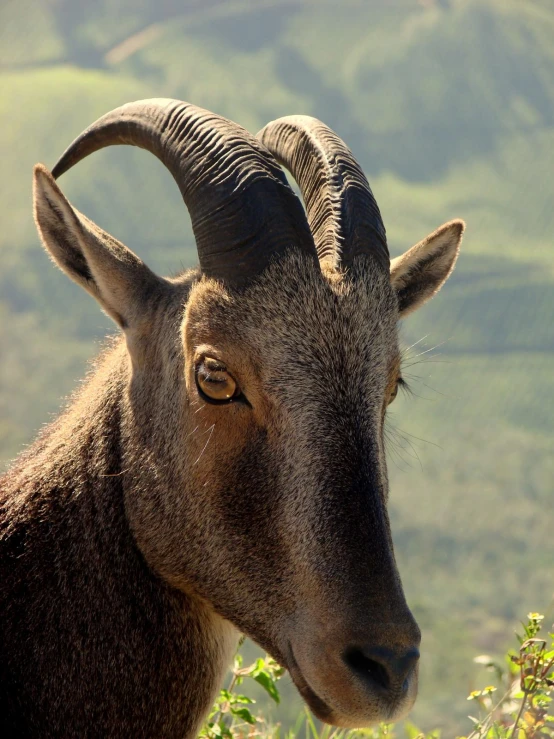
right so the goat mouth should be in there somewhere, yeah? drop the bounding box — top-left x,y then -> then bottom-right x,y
286,644 -> 334,723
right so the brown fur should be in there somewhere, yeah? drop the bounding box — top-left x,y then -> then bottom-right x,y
0,163 -> 464,736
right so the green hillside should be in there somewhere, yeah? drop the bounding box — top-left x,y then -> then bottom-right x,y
1,0 -> 553,733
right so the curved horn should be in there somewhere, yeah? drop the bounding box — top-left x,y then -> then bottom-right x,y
52,99 -> 317,284
257,116 -> 388,271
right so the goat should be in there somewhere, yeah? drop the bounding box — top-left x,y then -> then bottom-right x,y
0,99 -> 464,738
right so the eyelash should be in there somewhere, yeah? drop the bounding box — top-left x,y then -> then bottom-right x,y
396,373 -> 413,400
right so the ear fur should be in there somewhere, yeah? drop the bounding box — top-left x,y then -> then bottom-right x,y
390,219 -> 465,317
33,163 -> 165,329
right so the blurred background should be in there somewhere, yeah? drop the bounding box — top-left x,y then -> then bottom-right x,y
1,0 -> 553,734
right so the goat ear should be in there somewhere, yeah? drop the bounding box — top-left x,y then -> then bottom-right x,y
33,164 -> 164,330
390,219 -> 465,318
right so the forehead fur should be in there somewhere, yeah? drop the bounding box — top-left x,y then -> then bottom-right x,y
184,252 -> 400,404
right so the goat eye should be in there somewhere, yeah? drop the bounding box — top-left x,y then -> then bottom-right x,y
388,380 -> 400,405
196,357 -> 239,403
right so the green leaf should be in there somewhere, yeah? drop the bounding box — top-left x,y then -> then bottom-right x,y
265,657 -> 286,679
229,694 -> 255,705
231,706 -> 256,725
217,719 -> 233,738
223,724 -> 234,737
250,658 -> 265,674
253,671 -> 280,703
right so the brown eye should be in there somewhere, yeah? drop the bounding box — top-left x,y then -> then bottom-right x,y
196,357 -> 239,403
388,379 -> 400,405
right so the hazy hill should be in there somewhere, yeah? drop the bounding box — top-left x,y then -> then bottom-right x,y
1,0 -> 553,732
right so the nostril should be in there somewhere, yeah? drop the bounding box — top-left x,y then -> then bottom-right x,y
397,646 -> 420,679
343,646 -> 420,692
343,648 -> 391,691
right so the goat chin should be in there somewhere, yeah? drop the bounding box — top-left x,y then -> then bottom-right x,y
284,634 -> 419,728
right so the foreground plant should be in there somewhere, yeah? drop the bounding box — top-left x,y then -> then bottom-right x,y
461,612 -> 554,739
199,649 -> 285,739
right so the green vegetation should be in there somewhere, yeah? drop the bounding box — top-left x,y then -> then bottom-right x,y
200,650 -> 285,739
1,0 -> 552,734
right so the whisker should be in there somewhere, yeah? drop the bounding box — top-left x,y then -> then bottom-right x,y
390,426 -> 423,463
401,334 -> 430,355
403,358 -> 452,368
99,469 -> 129,477
384,424 -> 420,471
396,427 -> 443,451
194,423 -> 215,466
407,337 -> 452,359
401,387 -> 435,401
398,434 -> 424,470
417,380 -> 459,399
387,444 -> 413,472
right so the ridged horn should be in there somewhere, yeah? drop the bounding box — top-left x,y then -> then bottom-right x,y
257,116 -> 389,271
52,99 -> 317,284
